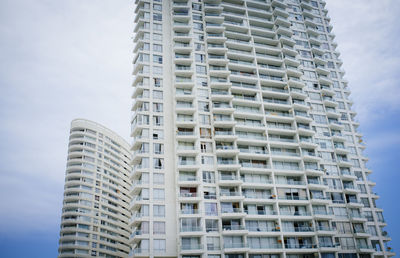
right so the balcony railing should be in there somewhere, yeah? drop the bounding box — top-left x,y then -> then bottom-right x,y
180,226 -> 203,232
280,211 -> 311,216
282,226 -> 314,232
278,195 -> 308,201
181,243 -> 203,250
247,226 -> 280,232
224,242 -> 248,249
285,243 -> 316,249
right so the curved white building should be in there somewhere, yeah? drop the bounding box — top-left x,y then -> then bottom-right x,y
58,119 -> 132,258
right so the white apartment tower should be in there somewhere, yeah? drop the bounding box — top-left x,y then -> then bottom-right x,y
130,0 -> 394,258
58,119 -> 132,257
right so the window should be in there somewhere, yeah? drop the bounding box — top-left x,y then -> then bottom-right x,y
299,50 -> 312,58
340,237 -> 355,250
153,33 -> 162,41
195,43 -> 204,51
153,90 -> 163,99
313,114 -> 327,124
273,161 -> 299,170
195,54 -> 205,63
205,203 -> 218,216
203,171 -> 215,183
309,92 -> 321,100
358,184 -> 367,194
192,13 -> 202,21
197,88 -> 209,99
200,142 -> 212,153
154,143 -> 164,154
153,205 -> 165,217
137,53 -> 149,62
333,207 -> 347,218
141,188 -> 150,200
153,23 -> 162,31
198,101 -> 209,112
153,189 -> 165,200
196,65 -> 206,74
199,114 -> 210,125
194,32 -> 204,41
200,128 -> 211,138
140,204 -> 149,216
201,156 -> 214,165
153,116 -> 163,126
153,103 -> 163,112
153,3 -> 162,11
311,103 -> 324,111
140,221 -> 149,234
154,78 -> 162,87
153,173 -> 164,184
153,44 -> 162,52
304,70 -> 317,79
142,32 -> 150,40
153,239 -> 166,252
153,222 -> 165,234
153,129 -> 164,139
153,13 -> 162,21
207,236 -> 220,251
153,55 -> 163,64
206,219 -> 218,232
364,211 -> 373,221
192,3 -> 202,11
368,225 -> 377,236
153,66 -> 163,74
142,3 -> 150,9
193,22 -> 203,31
153,158 -> 164,169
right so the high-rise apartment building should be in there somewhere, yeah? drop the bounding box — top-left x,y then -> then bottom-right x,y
129,0 -> 395,258
58,119 -> 132,257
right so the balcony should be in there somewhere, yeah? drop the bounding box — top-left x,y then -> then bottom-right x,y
213,115 -> 236,127
217,159 -> 240,170
240,160 -> 269,170
284,243 -> 317,249
219,175 -> 242,186
223,242 -> 249,251
180,226 -> 203,233
310,195 -> 331,204
263,97 -> 290,108
180,209 -> 200,216
214,130 -> 236,141
133,248 -> 149,256
208,54 -> 228,65
249,243 -> 283,250
278,195 -> 308,201
275,179 -> 304,186
256,53 -> 283,65
221,208 -> 245,217
207,33 -> 227,44
265,110 -> 293,123
282,226 -> 314,233
242,177 -> 272,187
278,34 -> 296,46
316,225 -> 335,232
179,176 -> 199,185
280,211 -> 312,217
243,193 -> 273,201
181,243 -> 203,251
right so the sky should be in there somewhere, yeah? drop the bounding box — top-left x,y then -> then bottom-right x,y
0,0 -> 399,257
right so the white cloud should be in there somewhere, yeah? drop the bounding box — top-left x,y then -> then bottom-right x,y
326,0 -> 400,125
0,0 -> 132,234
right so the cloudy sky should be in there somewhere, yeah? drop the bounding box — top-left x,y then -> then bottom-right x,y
0,0 -> 399,257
